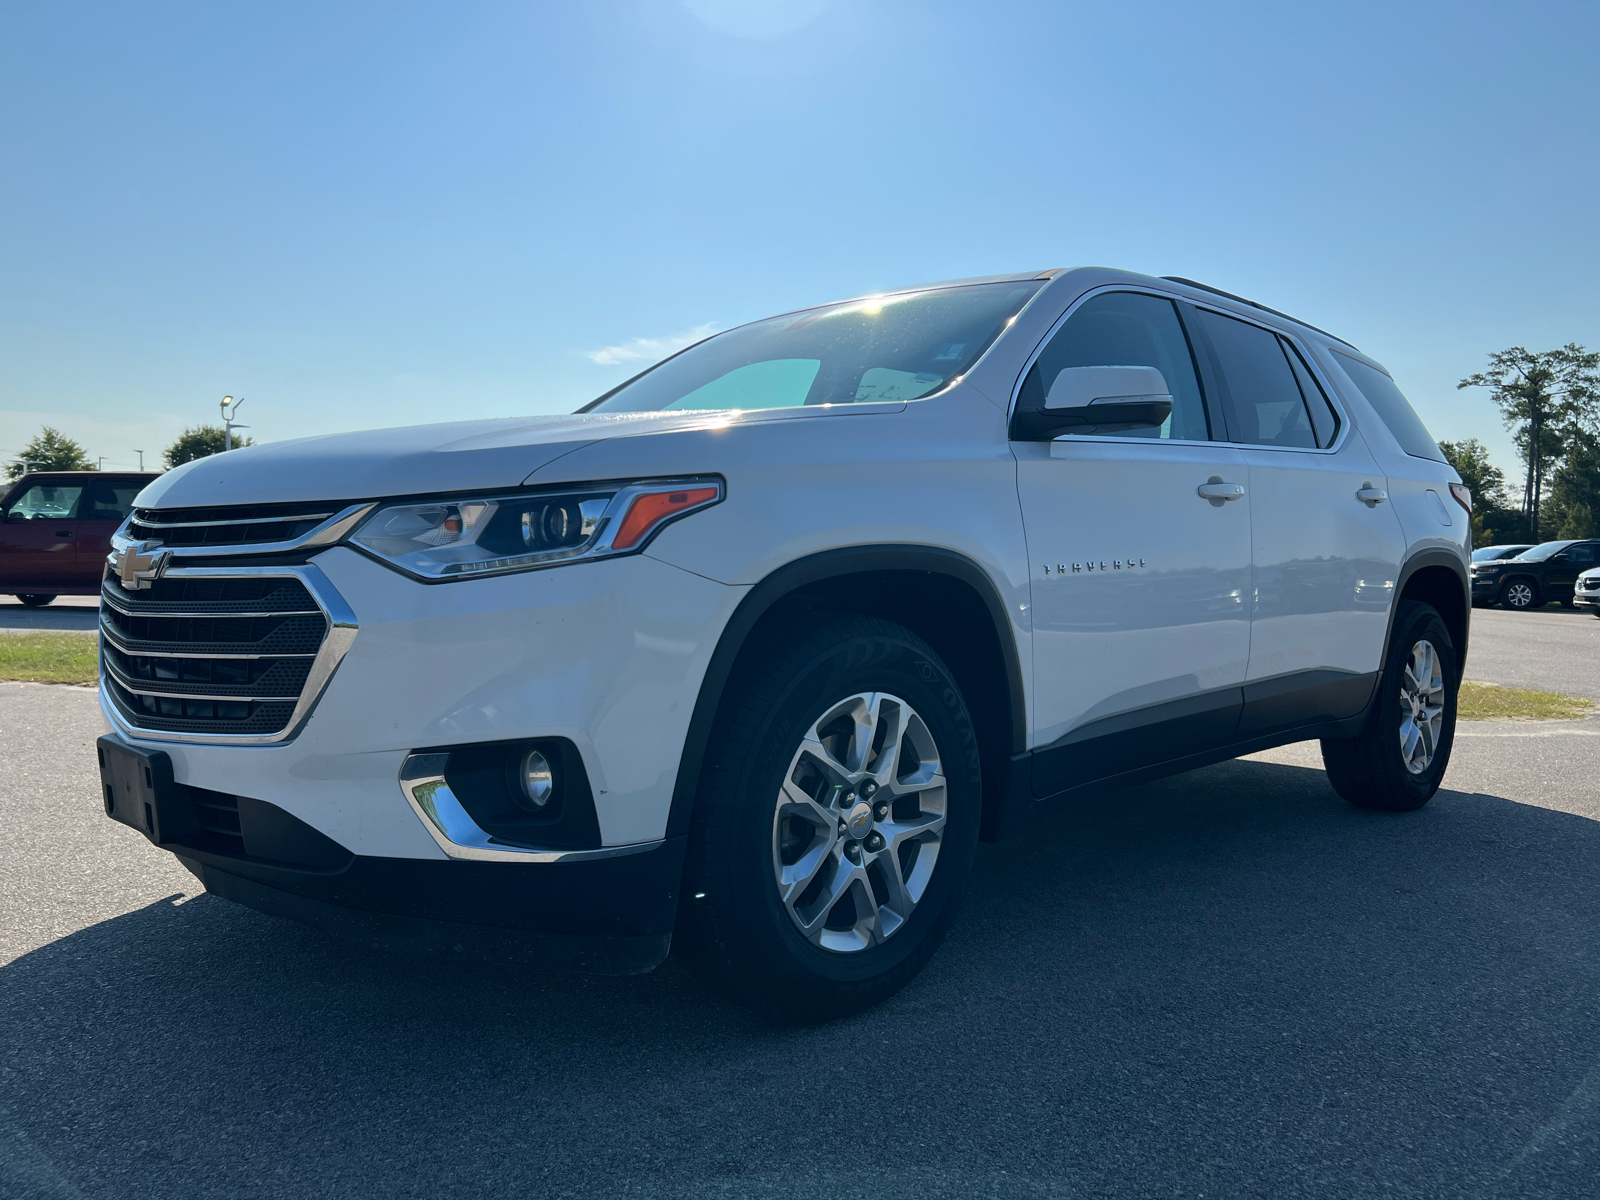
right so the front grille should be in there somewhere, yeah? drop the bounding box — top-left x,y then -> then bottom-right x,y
101,575 -> 328,737
128,501 -> 340,548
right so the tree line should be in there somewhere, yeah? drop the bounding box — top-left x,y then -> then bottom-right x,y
1448,344 -> 1600,545
4,424 -> 253,480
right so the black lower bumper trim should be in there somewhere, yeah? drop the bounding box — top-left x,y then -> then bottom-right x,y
175,835 -> 685,975
182,857 -> 673,974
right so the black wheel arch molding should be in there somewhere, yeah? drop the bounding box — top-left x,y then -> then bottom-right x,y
1385,546 -> 1470,669
664,543 -> 1028,843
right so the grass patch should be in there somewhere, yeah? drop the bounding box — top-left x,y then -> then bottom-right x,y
0,632 -> 98,684
1458,680 -> 1595,721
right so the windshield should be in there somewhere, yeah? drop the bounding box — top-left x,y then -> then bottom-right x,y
586,281 -> 1044,413
1516,540 -> 1575,562
1471,545 -> 1531,562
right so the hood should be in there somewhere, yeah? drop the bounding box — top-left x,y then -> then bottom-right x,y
136,410 -> 744,508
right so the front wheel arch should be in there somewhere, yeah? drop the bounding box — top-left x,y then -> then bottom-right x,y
665,546 -> 1026,847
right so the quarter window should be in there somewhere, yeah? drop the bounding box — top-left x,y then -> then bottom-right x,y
1331,350 -> 1446,463
1018,292 -> 1211,440
1195,309 -> 1318,449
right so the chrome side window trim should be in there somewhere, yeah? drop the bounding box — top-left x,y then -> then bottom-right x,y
99,561 -> 358,747
1007,284 -> 1352,455
397,753 -> 662,862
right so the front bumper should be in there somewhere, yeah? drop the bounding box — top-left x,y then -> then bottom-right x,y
100,546 -> 745,856
98,734 -> 685,972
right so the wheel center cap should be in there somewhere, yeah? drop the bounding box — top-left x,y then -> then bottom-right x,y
846,801 -> 874,840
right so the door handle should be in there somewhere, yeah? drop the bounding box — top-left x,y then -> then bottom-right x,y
1197,478 -> 1245,503
56,530 -> 74,538
1356,484 -> 1388,507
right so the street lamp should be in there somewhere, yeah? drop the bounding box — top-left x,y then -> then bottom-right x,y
220,395 -> 249,451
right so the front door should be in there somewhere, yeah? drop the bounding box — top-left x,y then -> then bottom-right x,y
0,481 -> 84,592
1187,307 -> 1406,735
1013,290 -> 1254,796
1546,542 -> 1600,599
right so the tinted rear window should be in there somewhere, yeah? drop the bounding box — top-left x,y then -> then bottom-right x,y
1332,350 -> 1445,462
1195,309 -> 1318,448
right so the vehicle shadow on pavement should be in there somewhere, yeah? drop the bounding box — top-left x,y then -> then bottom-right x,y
4,758 -> 1598,1200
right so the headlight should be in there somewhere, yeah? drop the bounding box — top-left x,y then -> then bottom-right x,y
349,477 -> 722,580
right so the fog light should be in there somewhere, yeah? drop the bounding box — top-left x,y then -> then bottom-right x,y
516,749 -> 556,810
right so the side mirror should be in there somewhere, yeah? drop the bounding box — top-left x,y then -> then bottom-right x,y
1012,366 -> 1173,441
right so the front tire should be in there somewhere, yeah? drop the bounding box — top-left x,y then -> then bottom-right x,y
1500,578 -> 1539,609
16,594 -> 56,608
676,616 -> 981,1022
1321,601 -> 1457,812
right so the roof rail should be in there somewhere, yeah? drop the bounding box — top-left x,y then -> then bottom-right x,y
1161,277 -> 1357,350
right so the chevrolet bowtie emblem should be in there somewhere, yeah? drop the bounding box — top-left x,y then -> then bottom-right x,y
110,540 -> 171,591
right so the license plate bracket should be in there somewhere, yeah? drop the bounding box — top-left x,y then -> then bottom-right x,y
96,737 -> 197,844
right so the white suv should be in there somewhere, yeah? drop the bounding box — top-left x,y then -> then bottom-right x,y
95,268 -> 1471,1020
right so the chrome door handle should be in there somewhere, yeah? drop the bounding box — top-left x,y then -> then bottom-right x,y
1197,479 -> 1245,503
1356,484 -> 1388,507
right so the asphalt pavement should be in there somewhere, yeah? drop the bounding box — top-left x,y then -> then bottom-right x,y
0,595 -> 97,634
2,614 -> 1598,1199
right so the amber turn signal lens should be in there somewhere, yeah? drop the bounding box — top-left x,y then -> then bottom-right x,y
612,486 -> 720,550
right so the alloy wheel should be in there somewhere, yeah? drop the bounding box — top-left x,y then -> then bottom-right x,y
1504,581 -> 1535,609
771,691 -> 946,953
1398,638 -> 1445,775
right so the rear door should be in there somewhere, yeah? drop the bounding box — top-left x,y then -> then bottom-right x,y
1187,307 -> 1406,735
76,478 -> 145,581
0,480 -> 85,591
1014,289 -> 1254,794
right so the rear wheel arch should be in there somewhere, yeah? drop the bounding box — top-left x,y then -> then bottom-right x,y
666,546 -> 1025,844
1387,551 -> 1469,667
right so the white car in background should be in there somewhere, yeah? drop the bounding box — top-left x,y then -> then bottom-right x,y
1575,566 -> 1600,616
95,267 -> 1471,1020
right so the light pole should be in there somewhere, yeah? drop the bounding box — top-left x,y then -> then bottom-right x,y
134,450 -> 144,470
220,395 -> 249,451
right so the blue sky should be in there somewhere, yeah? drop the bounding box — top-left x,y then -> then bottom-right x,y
3,0 -> 1598,478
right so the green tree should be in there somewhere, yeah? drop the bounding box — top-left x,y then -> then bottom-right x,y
1459,345 -> 1600,539
1548,431 -> 1600,539
6,426 -> 95,479
1439,437 -> 1521,544
163,424 -> 253,468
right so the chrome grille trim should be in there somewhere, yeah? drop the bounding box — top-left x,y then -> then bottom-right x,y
132,512 -> 337,530
101,658 -> 303,704
98,625 -> 314,660
99,590 -> 321,621
110,502 -> 375,561
99,562 -> 358,745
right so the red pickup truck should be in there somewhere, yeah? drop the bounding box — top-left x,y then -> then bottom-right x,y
0,471 -> 158,606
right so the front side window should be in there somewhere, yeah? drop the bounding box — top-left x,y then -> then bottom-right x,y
588,281 -> 1043,413
1016,291 -> 1211,440
1561,543 -> 1599,566
1331,350 -> 1446,462
1519,540 -> 1575,562
6,484 -> 83,519
1196,309 -> 1319,449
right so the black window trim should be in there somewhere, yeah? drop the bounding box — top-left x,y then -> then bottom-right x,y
1175,300 -> 1350,455
1007,284 -> 1224,447
1008,283 -> 1351,454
